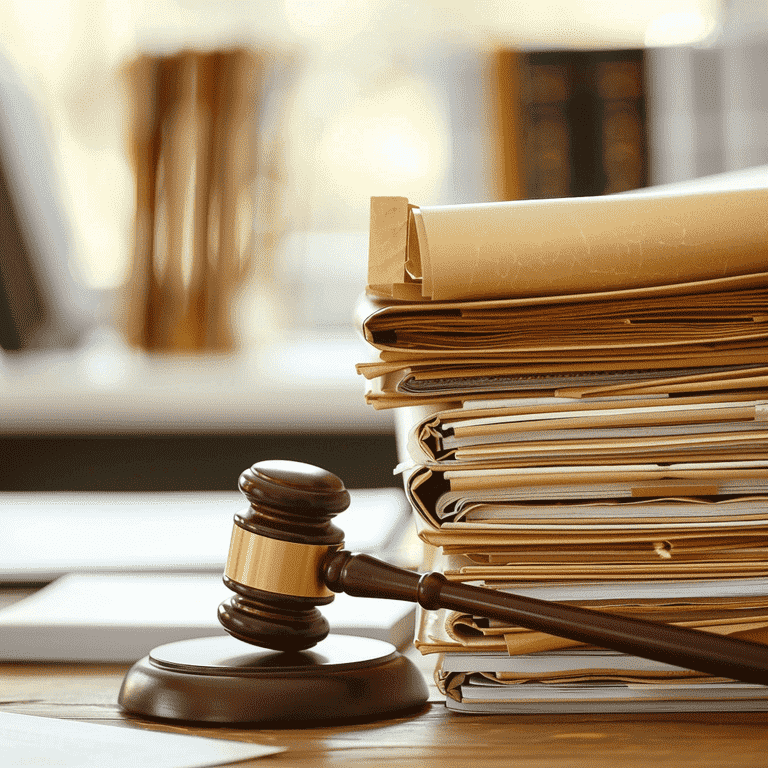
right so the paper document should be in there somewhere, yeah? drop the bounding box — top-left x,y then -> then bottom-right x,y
443,679 -> 768,714
0,711 -> 282,767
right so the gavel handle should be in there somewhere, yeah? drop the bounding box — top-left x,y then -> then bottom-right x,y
322,550 -> 768,686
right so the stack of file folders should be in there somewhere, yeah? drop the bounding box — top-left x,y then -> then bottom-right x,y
355,170 -> 768,712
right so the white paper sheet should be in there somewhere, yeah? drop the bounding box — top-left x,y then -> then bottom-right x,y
0,712 -> 283,767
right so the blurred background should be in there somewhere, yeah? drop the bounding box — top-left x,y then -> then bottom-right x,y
0,0 -> 764,491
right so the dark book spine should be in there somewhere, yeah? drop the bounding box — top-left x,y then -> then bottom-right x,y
520,51 -> 573,199
587,49 -> 648,195
495,48 -> 648,200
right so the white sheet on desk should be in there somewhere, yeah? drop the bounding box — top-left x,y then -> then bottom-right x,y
0,488 -> 409,580
0,712 -> 282,767
0,572 -> 415,661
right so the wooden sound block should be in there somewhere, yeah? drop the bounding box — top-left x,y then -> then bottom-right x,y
118,634 -> 429,724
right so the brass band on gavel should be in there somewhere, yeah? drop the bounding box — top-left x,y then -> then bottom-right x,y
225,523 -> 340,599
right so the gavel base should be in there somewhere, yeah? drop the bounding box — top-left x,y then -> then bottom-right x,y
118,634 -> 429,724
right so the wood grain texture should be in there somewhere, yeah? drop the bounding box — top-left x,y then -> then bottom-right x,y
3,661 -> 768,767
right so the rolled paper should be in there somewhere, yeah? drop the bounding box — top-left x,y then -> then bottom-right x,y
368,181 -> 768,302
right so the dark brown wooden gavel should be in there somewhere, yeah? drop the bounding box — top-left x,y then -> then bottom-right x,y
219,460 -> 768,685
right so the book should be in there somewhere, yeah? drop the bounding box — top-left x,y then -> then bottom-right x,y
494,48 -> 647,202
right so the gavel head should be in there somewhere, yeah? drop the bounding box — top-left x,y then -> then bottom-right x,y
218,460 -> 350,652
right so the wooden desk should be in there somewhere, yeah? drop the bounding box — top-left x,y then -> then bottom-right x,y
2,659 -> 768,767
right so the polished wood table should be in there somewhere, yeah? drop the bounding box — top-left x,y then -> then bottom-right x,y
2,586 -> 768,766
3,654 -> 768,768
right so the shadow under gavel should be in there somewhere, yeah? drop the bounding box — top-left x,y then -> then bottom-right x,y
120,460 -> 768,724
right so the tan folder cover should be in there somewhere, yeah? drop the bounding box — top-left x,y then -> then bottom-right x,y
403,461 -> 768,549
368,175 -> 768,302
355,277 -> 768,356
415,604 -> 768,657
405,396 -> 768,465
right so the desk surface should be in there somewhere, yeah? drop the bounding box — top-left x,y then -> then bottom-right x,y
2,659 -> 768,767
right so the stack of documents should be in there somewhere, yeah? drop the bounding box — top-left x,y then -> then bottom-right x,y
356,171 -> 768,712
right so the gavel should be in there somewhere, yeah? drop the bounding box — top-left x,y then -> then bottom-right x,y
220,460 -> 768,685
119,459 -> 768,724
